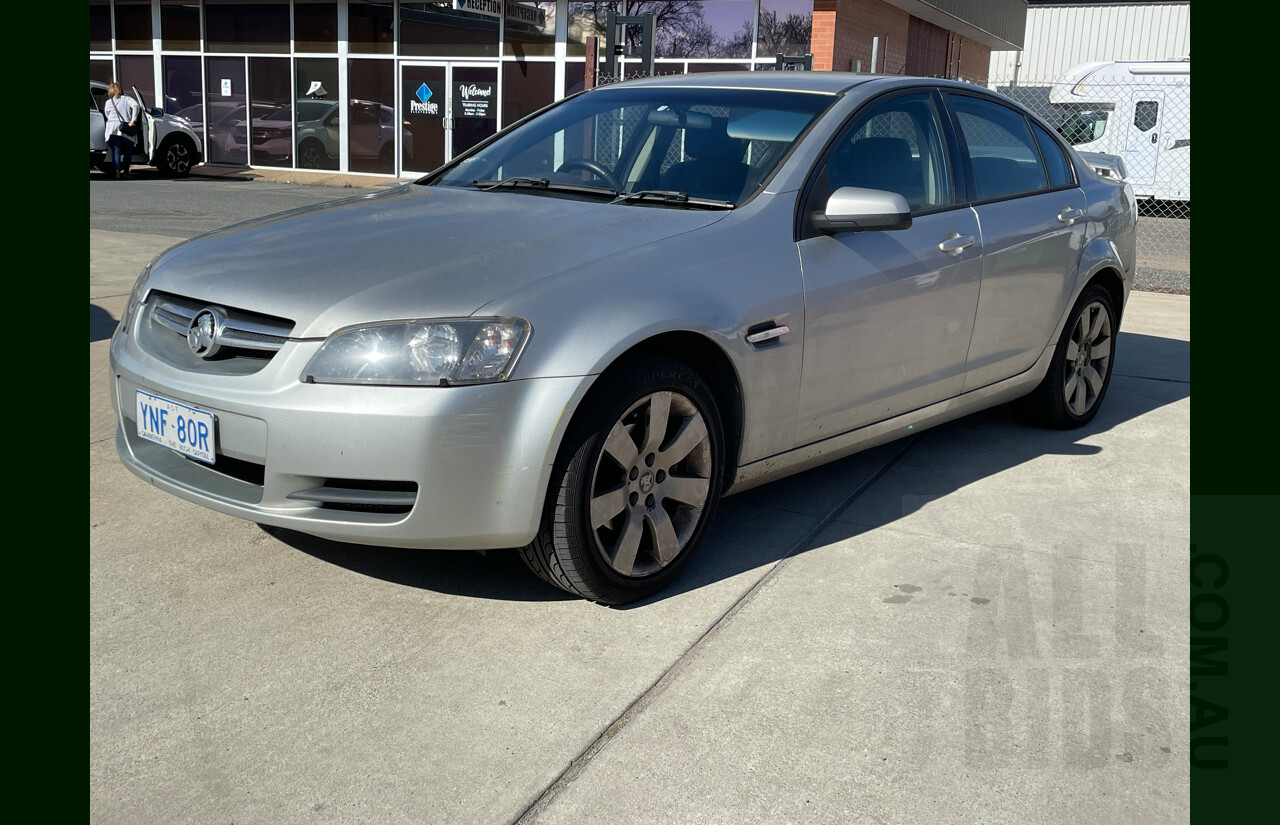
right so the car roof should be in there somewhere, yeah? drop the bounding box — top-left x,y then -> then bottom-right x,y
605,71 -> 869,95
597,71 -> 991,98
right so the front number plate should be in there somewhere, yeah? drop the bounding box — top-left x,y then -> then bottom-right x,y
135,390 -> 216,464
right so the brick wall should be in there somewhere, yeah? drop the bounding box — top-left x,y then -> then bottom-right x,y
809,0 -> 992,82
957,39 -> 991,85
810,0 -> 910,73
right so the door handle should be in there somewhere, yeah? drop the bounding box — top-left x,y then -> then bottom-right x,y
745,321 -> 790,347
1057,207 -> 1084,225
938,232 -> 975,255
1151,131 -> 1158,145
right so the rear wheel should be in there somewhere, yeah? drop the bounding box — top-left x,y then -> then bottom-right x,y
156,136 -> 195,177
520,357 -> 724,604
1022,283 -> 1117,428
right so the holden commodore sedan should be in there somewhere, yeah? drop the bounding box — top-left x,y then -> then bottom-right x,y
109,72 -> 1137,604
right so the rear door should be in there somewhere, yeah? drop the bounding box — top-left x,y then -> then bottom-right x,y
944,92 -> 1088,389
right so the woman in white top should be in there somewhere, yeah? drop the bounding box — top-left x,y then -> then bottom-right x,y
104,81 -> 141,179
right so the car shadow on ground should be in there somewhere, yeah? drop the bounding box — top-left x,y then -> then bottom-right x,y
90,168 -> 258,183
259,526 -> 577,602
264,331 -> 1189,605
91,304 -> 118,342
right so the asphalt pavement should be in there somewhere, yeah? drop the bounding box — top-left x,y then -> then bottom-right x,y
90,166 -> 1191,824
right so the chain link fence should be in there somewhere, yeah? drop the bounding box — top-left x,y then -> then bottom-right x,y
992,76 -> 1189,295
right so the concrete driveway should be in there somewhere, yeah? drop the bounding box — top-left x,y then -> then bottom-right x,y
91,219 -> 1189,824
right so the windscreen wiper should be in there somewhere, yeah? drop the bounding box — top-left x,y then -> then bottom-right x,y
612,190 -> 735,209
472,177 -> 619,198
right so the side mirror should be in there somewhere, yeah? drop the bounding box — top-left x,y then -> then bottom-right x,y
812,186 -> 912,233
150,107 -> 163,117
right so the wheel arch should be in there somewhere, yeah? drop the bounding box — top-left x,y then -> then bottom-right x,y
559,330 -> 745,490
156,132 -> 199,174
1085,265 -> 1126,327
1046,236 -> 1129,348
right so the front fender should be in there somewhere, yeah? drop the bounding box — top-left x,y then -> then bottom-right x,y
483,192 -> 808,465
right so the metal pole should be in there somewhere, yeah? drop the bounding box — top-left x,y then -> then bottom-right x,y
871,37 -> 880,74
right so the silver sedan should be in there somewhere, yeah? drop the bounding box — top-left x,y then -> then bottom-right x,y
109,72 -> 1138,604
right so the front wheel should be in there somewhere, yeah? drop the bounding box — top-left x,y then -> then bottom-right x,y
298,139 -> 328,169
520,357 -> 725,604
156,137 -> 195,177
1022,283 -> 1117,429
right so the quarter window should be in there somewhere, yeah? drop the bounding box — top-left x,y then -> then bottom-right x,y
950,94 -> 1049,201
1031,122 -> 1073,188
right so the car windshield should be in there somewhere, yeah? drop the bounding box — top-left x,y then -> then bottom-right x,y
426,86 -> 836,206
1057,107 -> 1110,145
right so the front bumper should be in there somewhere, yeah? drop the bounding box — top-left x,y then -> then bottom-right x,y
109,324 -> 586,550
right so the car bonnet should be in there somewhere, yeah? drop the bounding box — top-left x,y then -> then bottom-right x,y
142,183 -> 731,339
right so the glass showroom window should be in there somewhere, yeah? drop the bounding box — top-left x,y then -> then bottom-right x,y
114,0 -> 153,51
161,0 -> 202,52
296,0 -> 339,53
205,0 -> 290,53
351,0 -> 396,54
295,58 -> 341,171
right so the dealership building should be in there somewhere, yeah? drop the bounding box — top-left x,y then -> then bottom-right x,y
90,0 -> 1026,177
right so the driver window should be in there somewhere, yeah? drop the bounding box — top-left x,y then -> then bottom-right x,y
822,93 -> 953,213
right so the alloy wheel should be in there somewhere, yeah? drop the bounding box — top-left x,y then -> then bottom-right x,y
587,390 -> 713,578
1063,300 -> 1113,417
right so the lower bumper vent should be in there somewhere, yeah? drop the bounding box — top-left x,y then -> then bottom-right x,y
287,479 -> 418,514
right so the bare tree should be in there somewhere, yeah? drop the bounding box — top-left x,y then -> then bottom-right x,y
728,8 -> 812,58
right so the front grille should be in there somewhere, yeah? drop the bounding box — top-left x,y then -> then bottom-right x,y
139,292 -> 296,375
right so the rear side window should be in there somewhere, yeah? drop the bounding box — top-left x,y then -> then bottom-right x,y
1031,122 -> 1073,188
950,94 -> 1049,201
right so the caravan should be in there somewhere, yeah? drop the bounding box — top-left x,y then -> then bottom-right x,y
1050,59 -> 1190,202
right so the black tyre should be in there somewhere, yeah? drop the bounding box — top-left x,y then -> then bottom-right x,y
156,136 -> 195,177
1022,283 -> 1117,429
298,139 -> 328,169
520,357 -> 725,605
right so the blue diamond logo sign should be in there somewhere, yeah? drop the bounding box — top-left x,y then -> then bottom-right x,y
416,83 -> 433,104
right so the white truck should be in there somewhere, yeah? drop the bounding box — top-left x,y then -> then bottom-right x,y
1050,59 -> 1189,202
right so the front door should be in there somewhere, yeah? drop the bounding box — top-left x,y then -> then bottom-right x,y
401,62 -> 500,175
796,92 -> 982,440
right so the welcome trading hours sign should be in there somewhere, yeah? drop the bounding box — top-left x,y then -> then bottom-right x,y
452,82 -> 496,118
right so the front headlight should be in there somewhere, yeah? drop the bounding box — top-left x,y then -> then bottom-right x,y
302,317 -> 531,386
